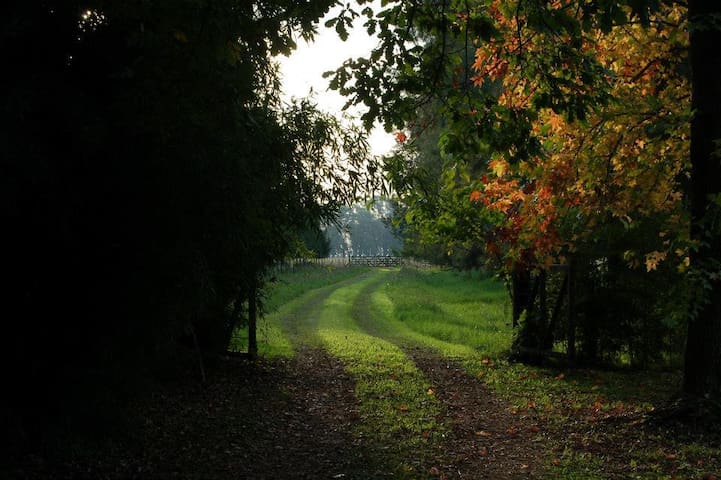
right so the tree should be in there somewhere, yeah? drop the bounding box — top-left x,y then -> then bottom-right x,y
683,0 -> 721,397
1,0 -> 379,447
327,0 -> 720,398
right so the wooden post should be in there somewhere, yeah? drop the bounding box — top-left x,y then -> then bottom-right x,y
248,279 -> 258,360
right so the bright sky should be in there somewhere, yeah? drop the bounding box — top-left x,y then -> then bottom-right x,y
277,2 -> 396,156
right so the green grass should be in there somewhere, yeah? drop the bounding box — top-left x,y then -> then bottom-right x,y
315,270 -> 446,477
263,265 -> 370,312
375,267 -> 512,358
229,265 -> 370,357
260,265 -> 720,479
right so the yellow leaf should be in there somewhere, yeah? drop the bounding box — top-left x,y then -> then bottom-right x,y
489,158 -> 508,177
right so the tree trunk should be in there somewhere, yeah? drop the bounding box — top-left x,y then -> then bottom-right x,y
248,279 -> 258,360
683,0 -> 721,398
511,266 -> 531,328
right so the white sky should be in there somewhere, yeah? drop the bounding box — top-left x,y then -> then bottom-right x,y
277,2 -> 396,156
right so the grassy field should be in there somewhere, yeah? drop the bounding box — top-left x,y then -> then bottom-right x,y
246,265 -> 720,479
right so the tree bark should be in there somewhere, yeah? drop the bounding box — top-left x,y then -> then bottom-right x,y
683,0 -> 721,398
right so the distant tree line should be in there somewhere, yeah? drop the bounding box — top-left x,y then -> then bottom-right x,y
324,199 -> 403,257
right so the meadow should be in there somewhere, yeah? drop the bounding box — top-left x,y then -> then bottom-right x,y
231,265 -> 719,479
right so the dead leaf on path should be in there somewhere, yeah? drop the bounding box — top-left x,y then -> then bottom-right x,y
429,466 -> 441,476
479,447 -> 489,456
506,428 -> 518,435
521,464 -> 529,469
659,449 -> 677,460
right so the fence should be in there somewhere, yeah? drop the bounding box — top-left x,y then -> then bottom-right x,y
273,256 -> 432,272
349,256 -> 402,267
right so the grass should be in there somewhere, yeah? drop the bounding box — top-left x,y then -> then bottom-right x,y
315,270 -> 446,477
261,265 -> 721,479
229,265 -> 369,357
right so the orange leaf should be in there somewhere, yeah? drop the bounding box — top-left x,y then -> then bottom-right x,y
660,450 -> 677,460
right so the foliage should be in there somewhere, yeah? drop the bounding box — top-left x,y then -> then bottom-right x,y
1,0 -> 380,447
324,199 -> 403,256
325,0 -> 699,371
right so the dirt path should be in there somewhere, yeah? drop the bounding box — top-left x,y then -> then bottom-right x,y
351,273 -> 542,479
18,271 -> 543,479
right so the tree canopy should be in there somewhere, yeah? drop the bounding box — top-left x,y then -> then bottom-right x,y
1,0 -> 379,446
325,0 -> 720,398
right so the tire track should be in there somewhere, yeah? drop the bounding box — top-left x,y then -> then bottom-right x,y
351,272 -> 542,479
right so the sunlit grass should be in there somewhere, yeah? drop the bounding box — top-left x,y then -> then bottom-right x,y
368,268 -> 701,478
372,267 -> 513,359
230,265 -> 370,358
315,272 -> 446,477
264,265 -> 370,312
254,265 -> 718,479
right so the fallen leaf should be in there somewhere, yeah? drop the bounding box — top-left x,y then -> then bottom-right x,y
427,388 -> 435,396
479,447 -> 489,456
399,405 -> 409,412
660,450 -> 677,460
429,466 -> 441,476
506,428 -> 518,435
475,430 -> 492,437
552,459 -> 561,466
529,425 -> 540,433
